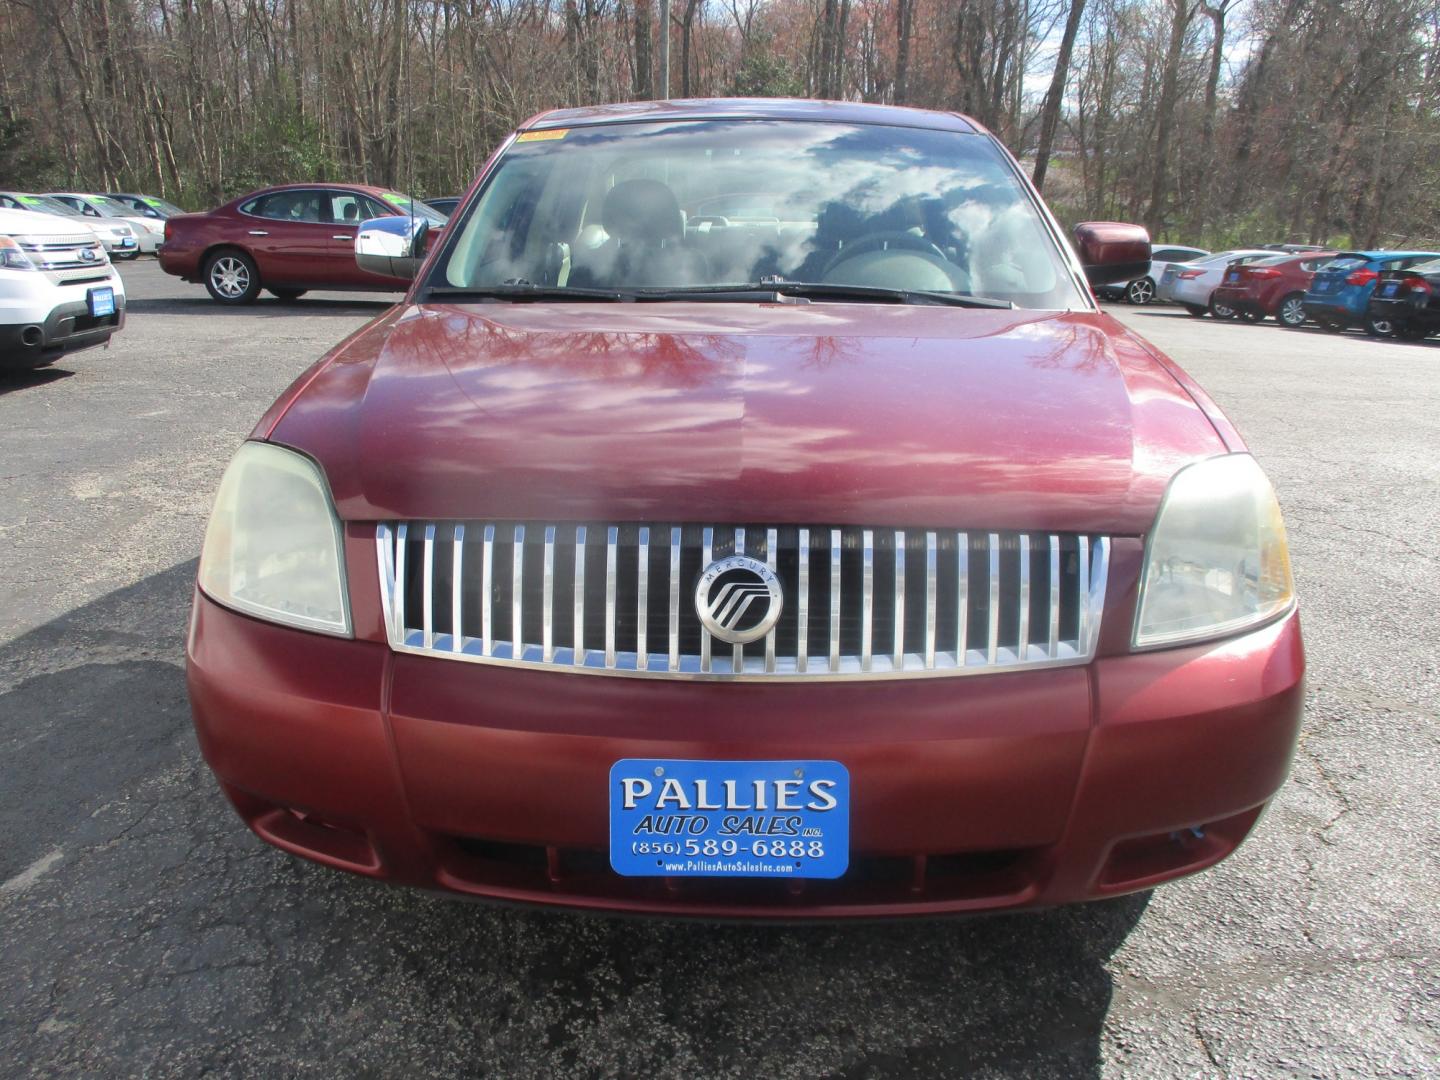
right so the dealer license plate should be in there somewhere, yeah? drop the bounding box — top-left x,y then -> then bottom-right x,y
609,759 -> 849,878
1381,281 -> 1399,296
88,287 -> 115,318
1225,270 -> 1239,282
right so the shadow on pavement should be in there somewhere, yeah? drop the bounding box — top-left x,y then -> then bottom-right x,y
0,367 -> 75,396
0,560 -> 1147,1077
123,296 -> 394,317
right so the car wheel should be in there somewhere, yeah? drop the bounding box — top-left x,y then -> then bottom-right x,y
115,251 -> 139,261
1125,277 -> 1156,305
1396,322 -> 1429,341
268,288 -> 307,302
1363,315 -> 1394,337
1278,293 -> 1307,328
1182,303 -> 1207,317
1208,296 -> 1237,319
204,249 -> 261,304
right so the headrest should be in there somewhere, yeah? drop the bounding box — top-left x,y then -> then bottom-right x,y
602,180 -> 683,243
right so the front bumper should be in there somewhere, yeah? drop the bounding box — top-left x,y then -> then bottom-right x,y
188,591 -> 1304,919
0,277 -> 126,369
1210,286 -> 1266,316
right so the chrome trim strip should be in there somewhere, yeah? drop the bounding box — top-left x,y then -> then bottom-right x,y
451,524 -> 464,652
481,525 -> 493,655
924,531 -> 937,669
394,523 -> 408,634
733,527 -> 745,674
796,527 -> 810,673
893,529 -> 906,669
1017,533 -> 1031,660
422,524 -> 435,650
987,533 -> 1000,665
668,526 -> 681,671
1078,535 -> 1091,653
860,529 -> 874,671
572,525 -> 586,665
605,526 -> 618,668
542,526 -> 556,662
1047,534 -> 1060,658
511,524 -> 525,657
956,531 -> 969,665
636,526 -> 649,668
765,527 -> 778,674
828,528 -> 841,672
700,527 -> 713,673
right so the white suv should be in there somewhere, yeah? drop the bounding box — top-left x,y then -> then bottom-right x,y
0,207 -> 126,371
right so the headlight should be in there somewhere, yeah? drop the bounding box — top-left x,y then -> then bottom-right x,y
198,442 -> 351,636
0,236 -> 37,270
114,224 -> 134,238
139,219 -> 164,235
1133,454 -> 1294,649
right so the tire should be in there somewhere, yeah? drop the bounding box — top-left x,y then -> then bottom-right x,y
1363,314 -> 1394,337
1208,295 -> 1237,320
267,288 -> 307,302
203,249 -> 261,304
1182,303 -> 1207,318
114,251 -> 139,261
1277,292 -> 1307,328
1396,322 -> 1429,341
1125,277 -> 1156,305
1237,308 -> 1264,323
1317,317 -> 1344,333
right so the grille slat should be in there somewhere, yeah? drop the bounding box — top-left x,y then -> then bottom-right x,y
377,522 -> 1111,681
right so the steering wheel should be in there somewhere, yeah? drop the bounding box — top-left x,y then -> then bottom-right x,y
822,231 -> 949,279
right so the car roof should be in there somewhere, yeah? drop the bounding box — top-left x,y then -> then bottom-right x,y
1332,250 -> 1440,260
521,97 -> 982,135
234,182 -> 396,200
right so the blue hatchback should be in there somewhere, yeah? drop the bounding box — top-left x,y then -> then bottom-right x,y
1304,250 -> 1440,334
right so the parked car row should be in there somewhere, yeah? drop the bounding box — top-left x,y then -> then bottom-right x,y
1100,240 -> 1440,340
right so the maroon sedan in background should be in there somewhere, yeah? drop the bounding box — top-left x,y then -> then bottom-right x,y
1209,251 -> 1337,327
187,100 -> 1302,919
158,183 -> 446,303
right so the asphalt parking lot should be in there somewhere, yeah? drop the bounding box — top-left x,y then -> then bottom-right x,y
1,260 -> 1437,1078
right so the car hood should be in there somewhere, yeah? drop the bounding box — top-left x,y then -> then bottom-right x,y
268,302 -> 1229,534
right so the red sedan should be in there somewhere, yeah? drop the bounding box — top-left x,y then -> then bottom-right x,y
158,183 -> 446,303
187,99 -> 1303,919
1209,251 -> 1337,327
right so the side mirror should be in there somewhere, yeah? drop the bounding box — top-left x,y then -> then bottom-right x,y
355,215 -> 429,280
1072,221 -> 1152,285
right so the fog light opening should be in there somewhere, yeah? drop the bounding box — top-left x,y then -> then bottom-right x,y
1097,806 -> 1263,893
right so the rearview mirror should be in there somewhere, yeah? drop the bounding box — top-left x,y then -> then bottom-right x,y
356,216 -> 429,280
1072,221 -> 1151,285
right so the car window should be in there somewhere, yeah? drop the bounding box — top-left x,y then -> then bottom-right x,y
1407,258 -> 1440,274
250,191 -> 324,223
433,119 -> 1087,308
1252,255 -> 1290,267
377,192 -> 447,224
1394,255 -> 1440,270
1152,247 -> 1198,262
328,191 -> 373,226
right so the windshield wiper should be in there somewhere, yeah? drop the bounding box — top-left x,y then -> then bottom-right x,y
425,283 -> 628,302
635,280 -> 1014,309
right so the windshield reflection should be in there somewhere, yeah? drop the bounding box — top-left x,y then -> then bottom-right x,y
434,120 -> 1082,310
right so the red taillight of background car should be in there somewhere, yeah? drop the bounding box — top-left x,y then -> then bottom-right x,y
1247,268 -> 1280,279
1345,267 -> 1378,286
1178,269 -> 1205,279
1400,275 -> 1432,293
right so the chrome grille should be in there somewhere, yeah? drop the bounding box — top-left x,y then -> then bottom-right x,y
18,234 -> 111,284
377,523 -> 1110,680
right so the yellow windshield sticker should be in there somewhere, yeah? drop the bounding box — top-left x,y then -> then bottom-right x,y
516,129 -> 568,143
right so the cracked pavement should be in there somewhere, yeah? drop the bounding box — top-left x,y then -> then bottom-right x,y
1,263 -> 1437,1077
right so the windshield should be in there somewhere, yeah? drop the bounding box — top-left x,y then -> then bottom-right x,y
140,196 -> 185,215
81,196 -> 131,218
1408,258 -> 1440,275
378,192 -> 447,224
17,195 -> 82,217
430,119 -> 1084,308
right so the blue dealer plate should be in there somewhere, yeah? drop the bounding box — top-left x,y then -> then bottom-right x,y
88,287 -> 115,318
609,759 -> 850,878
